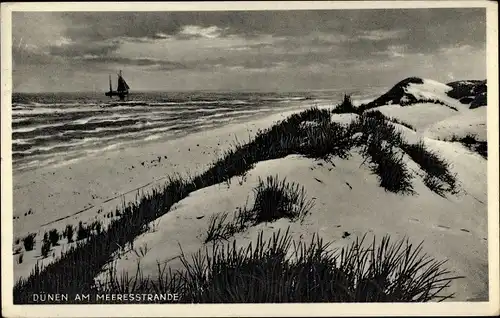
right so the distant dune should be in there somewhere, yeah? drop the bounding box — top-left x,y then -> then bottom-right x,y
359,77 -> 487,112
446,80 -> 487,109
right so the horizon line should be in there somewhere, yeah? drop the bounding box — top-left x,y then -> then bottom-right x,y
12,87 -> 387,95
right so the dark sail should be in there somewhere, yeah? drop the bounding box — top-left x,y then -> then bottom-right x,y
105,70 -> 129,101
117,75 -> 130,92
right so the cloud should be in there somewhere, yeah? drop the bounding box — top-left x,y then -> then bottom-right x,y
357,29 -> 406,41
12,9 -> 486,92
373,45 -> 408,58
176,25 -> 225,39
49,41 -> 120,58
76,56 -> 187,69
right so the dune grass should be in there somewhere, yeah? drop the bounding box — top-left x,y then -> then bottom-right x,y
14,105 -> 459,303
96,228 -> 462,303
400,141 -> 457,196
22,233 -> 36,252
204,176 -> 315,243
41,236 -> 51,258
48,229 -> 60,246
354,111 -> 457,196
332,94 -> 357,114
449,134 -> 487,159
354,115 -> 413,194
251,175 -> 314,223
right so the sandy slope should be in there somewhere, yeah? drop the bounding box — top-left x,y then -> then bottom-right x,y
101,139 -> 487,301
369,104 -> 486,143
369,103 -> 458,130
423,107 -> 487,141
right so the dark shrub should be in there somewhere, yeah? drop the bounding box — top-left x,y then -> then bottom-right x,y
64,224 -> 74,243
77,222 -> 90,241
364,111 -> 417,131
332,94 -> 356,114
93,221 -> 102,234
364,109 -> 389,120
460,97 -> 474,104
22,233 -> 36,252
48,229 -> 60,246
423,174 -> 447,197
41,238 -> 51,258
470,92 -> 487,109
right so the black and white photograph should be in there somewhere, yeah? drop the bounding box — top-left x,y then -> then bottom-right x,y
1,1 -> 499,316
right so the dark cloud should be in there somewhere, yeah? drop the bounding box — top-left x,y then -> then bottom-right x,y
12,9 -> 487,92
49,42 -> 120,58
13,47 -> 53,66
76,56 -> 187,69
53,9 -> 485,50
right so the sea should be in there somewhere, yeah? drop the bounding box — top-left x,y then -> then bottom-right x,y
11,89 -> 382,172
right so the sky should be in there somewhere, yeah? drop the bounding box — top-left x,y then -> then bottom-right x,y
12,8 -> 486,93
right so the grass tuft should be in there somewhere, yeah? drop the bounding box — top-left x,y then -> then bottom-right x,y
449,134 -> 487,159
332,94 -> 357,114
22,233 -> 36,252
251,175 -> 314,224
204,176 -> 314,244
355,115 -> 413,194
77,221 -> 91,241
41,237 -> 51,258
64,224 -> 74,243
204,212 -> 235,243
401,141 -> 457,195
49,229 -> 60,246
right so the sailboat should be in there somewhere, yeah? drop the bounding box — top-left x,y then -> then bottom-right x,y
105,70 -> 130,101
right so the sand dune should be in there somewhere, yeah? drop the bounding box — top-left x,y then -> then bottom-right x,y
12,77 -> 489,302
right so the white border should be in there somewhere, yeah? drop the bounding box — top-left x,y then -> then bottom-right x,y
1,1 -> 499,317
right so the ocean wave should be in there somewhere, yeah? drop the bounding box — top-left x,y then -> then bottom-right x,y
11,90 -> 356,170
13,107 -> 100,116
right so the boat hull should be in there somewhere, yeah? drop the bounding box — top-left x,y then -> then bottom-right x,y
105,91 -> 128,101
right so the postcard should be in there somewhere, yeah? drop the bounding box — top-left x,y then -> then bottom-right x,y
1,1 -> 498,317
